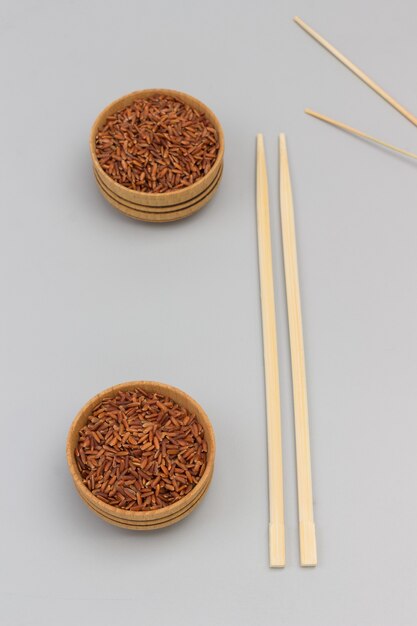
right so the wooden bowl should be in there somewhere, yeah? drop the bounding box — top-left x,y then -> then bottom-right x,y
90,89 -> 224,220
66,381 -> 215,530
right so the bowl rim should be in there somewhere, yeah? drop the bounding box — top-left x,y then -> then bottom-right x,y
94,166 -> 223,223
90,88 -> 225,201
77,465 -> 213,528
80,479 -> 212,530
66,380 -> 215,521
94,162 -> 223,213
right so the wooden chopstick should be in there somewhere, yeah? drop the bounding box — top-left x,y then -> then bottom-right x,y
279,134 -> 317,567
294,16 -> 417,128
256,134 -> 286,568
305,109 -> 417,161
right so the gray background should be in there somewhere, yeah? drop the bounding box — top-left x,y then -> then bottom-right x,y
1,1 -> 416,624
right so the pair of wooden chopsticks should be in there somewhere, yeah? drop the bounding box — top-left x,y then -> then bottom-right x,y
294,17 -> 417,160
257,134 -> 316,568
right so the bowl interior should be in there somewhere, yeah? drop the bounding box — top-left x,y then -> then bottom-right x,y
67,381 -> 215,521
90,89 -> 224,200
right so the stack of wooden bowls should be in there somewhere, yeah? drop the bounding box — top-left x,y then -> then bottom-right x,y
66,381 -> 215,530
90,89 -> 224,223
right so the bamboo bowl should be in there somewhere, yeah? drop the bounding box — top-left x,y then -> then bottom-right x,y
90,89 -> 224,221
66,381 -> 215,530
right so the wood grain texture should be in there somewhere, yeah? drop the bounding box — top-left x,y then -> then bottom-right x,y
94,171 -> 222,223
294,16 -> 417,127
94,165 -> 223,223
94,163 -> 223,212
305,109 -> 417,161
256,134 -> 286,568
66,381 -> 215,529
279,134 -> 317,567
74,466 -> 212,527
77,468 -> 213,531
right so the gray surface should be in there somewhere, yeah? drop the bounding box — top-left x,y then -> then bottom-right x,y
1,1 -> 416,624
